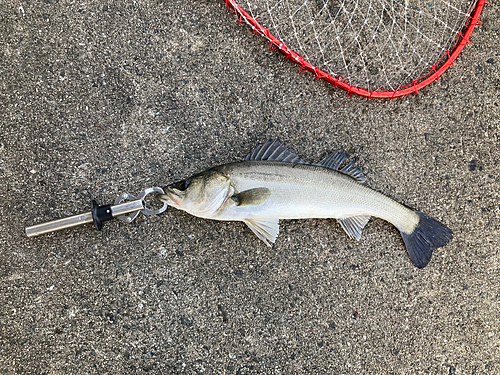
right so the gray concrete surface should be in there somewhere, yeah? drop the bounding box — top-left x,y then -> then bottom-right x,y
0,1 -> 499,374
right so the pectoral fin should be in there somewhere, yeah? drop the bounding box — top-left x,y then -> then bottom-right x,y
244,218 -> 279,246
337,215 -> 371,241
231,188 -> 271,207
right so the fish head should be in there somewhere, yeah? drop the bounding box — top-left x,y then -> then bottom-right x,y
159,170 -> 233,218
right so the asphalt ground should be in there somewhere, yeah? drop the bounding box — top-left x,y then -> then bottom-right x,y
0,1 -> 499,374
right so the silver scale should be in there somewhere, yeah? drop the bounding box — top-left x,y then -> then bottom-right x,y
25,187 -> 168,237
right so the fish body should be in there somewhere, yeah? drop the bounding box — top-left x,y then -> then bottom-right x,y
159,140 -> 452,268
211,161 -> 419,231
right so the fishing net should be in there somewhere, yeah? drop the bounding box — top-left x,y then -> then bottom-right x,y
225,0 -> 487,98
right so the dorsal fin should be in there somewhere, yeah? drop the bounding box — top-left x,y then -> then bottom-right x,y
315,150 -> 366,183
245,139 -> 307,164
315,149 -> 349,170
340,159 -> 366,183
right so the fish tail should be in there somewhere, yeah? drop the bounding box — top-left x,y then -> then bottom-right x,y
400,212 -> 453,269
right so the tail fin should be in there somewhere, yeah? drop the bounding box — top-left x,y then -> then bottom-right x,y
400,212 -> 453,269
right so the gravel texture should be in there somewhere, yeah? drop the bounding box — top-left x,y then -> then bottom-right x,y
0,1 -> 499,374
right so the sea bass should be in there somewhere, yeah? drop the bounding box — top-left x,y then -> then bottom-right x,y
159,140 -> 452,268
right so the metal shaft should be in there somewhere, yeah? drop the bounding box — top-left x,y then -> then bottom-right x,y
25,200 -> 144,237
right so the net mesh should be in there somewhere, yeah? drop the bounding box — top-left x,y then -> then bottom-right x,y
230,0 -> 478,92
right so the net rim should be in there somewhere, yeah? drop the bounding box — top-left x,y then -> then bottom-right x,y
225,0 -> 488,99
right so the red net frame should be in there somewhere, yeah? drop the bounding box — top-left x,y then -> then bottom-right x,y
225,0 -> 488,99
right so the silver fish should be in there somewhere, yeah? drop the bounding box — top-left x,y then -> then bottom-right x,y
159,140 -> 452,268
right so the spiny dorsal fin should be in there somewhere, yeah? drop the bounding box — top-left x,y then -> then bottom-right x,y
337,215 -> 371,241
315,150 -> 366,183
231,188 -> 271,207
245,139 -> 307,164
244,217 -> 280,246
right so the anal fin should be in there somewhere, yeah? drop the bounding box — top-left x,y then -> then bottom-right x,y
337,216 -> 371,241
244,217 -> 279,247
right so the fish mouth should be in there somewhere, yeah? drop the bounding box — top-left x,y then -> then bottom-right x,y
158,190 -> 181,206
157,194 -> 170,203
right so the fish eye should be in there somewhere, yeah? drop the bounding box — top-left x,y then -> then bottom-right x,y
175,180 -> 190,191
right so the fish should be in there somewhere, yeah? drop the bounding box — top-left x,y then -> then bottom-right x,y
159,139 -> 453,268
